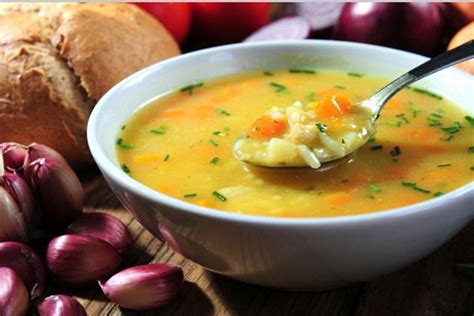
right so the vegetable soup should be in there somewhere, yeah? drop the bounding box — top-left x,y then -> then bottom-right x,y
117,70 -> 473,217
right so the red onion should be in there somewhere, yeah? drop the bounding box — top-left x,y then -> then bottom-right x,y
67,212 -> 133,255
46,235 -> 121,287
99,263 -> 183,311
0,242 -> 45,299
0,186 -> 29,242
0,143 -> 27,173
37,295 -> 86,316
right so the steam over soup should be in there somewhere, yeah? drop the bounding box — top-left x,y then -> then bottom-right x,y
117,70 -> 473,218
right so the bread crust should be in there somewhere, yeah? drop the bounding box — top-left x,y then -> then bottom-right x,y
0,3 -> 180,168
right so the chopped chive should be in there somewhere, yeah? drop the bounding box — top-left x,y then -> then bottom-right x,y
429,112 -> 443,118
116,138 -> 134,150
408,86 -> 443,100
263,71 -> 274,76
334,85 -> 346,90
469,146 -> 474,153
366,194 -> 375,200
209,139 -> 219,147
396,113 -> 409,123
121,164 -> 130,174
341,138 -> 346,144
150,126 -> 167,135
433,192 -> 443,197
368,136 -> 376,143
441,135 -> 454,142
402,182 -> 416,187
215,107 -> 230,116
384,121 -> 401,127
429,122 -> 442,127
367,183 -> 382,193
306,92 -> 315,101
315,123 -> 327,133
390,145 -> 401,157
441,125 -> 462,134
180,82 -> 204,95
371,145 -> 383,151
470,166 -> 474,171
210,157 -> 220,165
409,107 -> 421,118
413,186 -> 431,194
288,68 -> 316,74
341,178 -> 349,183
437,163 -> 451,167
212,191 -> 227,201
213,131 -> 222,135
465,115 -> 474,128
347,72 -> 364,77
184,193 -> 197,198
164,154 -> 170,161
121,125 -> 126,130
270,82 -> 287,92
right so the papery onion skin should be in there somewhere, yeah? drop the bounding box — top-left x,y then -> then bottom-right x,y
46,234 -> 121,287
0,143 -> 27,173
0,242 -> 45,299
1,173 -> 39,231
0,186 -> 29,242
25,143 -> 68,166
25,157 -> 83,232
0,267 -> 29,316
37,295 -> 87,316
67,212 -> 133,255
99,263 -> 183,311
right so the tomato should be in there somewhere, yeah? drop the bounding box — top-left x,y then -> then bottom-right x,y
134,3 -> 191,44
190,3 -> 272,45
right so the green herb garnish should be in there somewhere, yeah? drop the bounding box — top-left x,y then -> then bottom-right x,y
164,154 -> 170,161
315,123 -> 327,133
437,163 -> 451,167
263,71 -> 273,76
465,115 -> 474,128
341,178 -> 349,183
116,138 -> 134,150
384,121 -> 401,127
180,82 -> 204,95
289,68 -> 316,74
367,183 -> 382,193
215,108 -> 230,116
209,139 -> 219,147
408,86 -> 443,100
334,85 -> 346,90
433,192 -> 443,197
121,164 -> 131,174
402,182 -> 416,187
184,193 -> 197,198
306,92 -> 315,101
469,146 -> 474,153
371,145 -> 383,151
210,157 -> 220,165
414,186 -> 431,194
212,191 -> 227,202
121,125 -> 126,130
150,126 -> 167,135
270,82 -> 287,93
396,113 -> 409,124
347,72 -> 364,77
409,107 -> 421,118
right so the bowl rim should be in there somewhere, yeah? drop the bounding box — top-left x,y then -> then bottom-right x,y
88,39 -> 474,226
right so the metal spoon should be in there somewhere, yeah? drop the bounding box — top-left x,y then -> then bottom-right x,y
234,40 -> 474,170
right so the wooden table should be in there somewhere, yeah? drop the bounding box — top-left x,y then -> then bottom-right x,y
62,174 -> 473,316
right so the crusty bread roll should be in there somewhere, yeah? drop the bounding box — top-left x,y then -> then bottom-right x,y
448,22 -> 474,75
0,3 -> 180,168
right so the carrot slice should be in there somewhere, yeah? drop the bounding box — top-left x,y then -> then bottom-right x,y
324,192 -> 353,207
247,116 -> 288,139
315,93 -> 352,118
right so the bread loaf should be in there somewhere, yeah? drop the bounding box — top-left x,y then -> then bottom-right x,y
0,3 -> 180,168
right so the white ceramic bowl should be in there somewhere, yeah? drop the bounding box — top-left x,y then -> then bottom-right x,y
88,40 -> 474,290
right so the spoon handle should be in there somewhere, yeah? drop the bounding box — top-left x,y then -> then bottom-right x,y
367,40 -> 474,117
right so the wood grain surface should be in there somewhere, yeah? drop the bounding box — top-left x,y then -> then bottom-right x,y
49,173 -> 473,316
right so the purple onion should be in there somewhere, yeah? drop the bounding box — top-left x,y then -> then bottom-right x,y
0,267 -> 29,316
0,143 -> 27,173
245,17 -> 311,42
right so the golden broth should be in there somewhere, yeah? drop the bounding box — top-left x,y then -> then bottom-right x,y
117,70 -> 473,217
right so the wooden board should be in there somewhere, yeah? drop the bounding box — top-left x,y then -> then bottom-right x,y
52,174 -> 473,316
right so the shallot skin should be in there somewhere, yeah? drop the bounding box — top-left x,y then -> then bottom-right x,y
37,295 -> 87,316
0,267 -> 29,316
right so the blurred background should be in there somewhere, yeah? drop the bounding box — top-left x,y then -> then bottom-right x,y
134,2 -> 473,67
